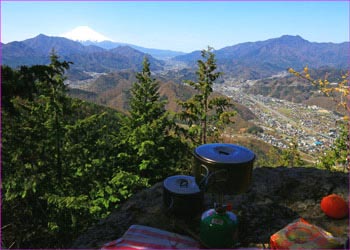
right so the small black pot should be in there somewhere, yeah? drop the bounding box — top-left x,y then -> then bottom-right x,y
163,175 -> 203,217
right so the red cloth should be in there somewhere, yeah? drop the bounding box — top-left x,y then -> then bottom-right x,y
101,225 -> 200,249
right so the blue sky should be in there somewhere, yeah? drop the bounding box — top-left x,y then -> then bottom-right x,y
1,1 -> 349,52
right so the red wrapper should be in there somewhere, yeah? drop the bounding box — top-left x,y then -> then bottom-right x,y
270,218 -> 343,249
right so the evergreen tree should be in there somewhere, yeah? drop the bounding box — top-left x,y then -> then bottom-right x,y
129,57 -> 166,126
2,55 -> 144,248
2,54 -> 74,247
177,47 -> 236,145
119,57 -> 189,182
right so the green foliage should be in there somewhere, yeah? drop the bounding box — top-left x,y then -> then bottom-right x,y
1,54 -> 190,249
1,55 -> 151,248
278,138 -> 304,167
256,146 -> 283,167
177,47 -> 236,145
120,57 -> 190,183
129,58 -> 166,125
247,125 -> 264,135
2,55 -> 75,247
316,124 -> 347,170
288,66 -> 349,170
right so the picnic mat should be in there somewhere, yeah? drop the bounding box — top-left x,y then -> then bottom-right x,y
101,224 -> 200,249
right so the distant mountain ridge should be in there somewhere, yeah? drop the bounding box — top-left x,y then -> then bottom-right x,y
81,40 -> 185,60
2,34 -> 348,81
174,35 -> 349,79
2,34 -> 164,72
22,34 -> 105,55
59,26 -> 185,59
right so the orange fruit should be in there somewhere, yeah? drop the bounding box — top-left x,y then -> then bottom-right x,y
320,194 -> 349,219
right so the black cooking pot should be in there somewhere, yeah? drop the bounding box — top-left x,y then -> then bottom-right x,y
193,143 -> 255,195
163,175 -> 204,217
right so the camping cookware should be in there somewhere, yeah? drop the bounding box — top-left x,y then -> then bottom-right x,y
163,175 -> 204,216
193,143 -> 256,194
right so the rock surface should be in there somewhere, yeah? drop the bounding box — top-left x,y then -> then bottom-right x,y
72,167 -> 348,248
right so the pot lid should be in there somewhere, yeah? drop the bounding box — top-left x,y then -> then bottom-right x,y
164,175 -> 201,194
194,143 -> 255,164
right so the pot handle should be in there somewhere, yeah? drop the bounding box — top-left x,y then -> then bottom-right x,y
199,167 -> 228,192
165,196 -> 174,212
198,164 -> 210,190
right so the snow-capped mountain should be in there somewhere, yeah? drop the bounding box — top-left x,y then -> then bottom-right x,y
59,26 -> 185,59
60,26 -> 112,42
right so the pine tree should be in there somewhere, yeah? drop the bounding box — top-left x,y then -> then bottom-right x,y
3,55 -> 174,248
178,47 -> 236,145
119,57 -> 188,182
2,53 -> 74,247
129,57 -> 165,126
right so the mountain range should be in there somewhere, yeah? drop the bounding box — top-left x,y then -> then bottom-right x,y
81,40 -> 185,60
2,34 -> 165,73
60,26 -> 185,59
173,35 -> 349,79
2,34 -> 348,81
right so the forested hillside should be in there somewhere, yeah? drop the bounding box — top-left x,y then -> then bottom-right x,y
1,54 -> 190,248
